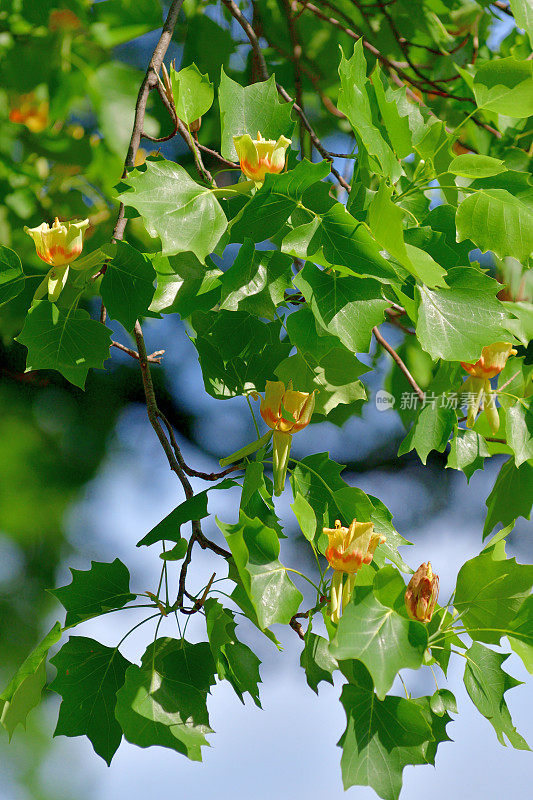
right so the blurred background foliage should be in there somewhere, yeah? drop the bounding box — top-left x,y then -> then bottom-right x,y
0,1 -> 531,798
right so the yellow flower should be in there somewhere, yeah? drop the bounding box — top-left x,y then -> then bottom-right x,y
461,342 -> 517,380
460,342 -> 517,433
323,519 -> 386,623
9,93 -> 49,133
24,217 -> 89,267
233,132 -> 291,183
259,381 -> 315,497
404,562 -> 439,623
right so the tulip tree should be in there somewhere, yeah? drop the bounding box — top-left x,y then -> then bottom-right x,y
1,0 -> 533,797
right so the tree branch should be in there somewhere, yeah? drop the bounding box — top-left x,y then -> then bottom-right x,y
373,326 -> 425,403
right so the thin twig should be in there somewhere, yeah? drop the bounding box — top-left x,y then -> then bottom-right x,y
106,0 -> 230,614
222,0 -> 269,80
111,340 -> 165,364
290,611 -> 309,640
373,326 -> 425,403
158,411 -> 244,481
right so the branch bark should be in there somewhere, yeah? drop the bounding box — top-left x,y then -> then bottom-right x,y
373,326 -> 425,403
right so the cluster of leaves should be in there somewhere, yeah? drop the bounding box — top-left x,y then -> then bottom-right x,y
1,1 -> 533,798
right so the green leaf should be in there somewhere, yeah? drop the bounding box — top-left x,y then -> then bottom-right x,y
463,642 -> 529,750
294,262 -> 389,354
230,159 -> 330,243
220,240 -> 293,320
289,453 -> 411,572
114,638 -> 214,760
118,159 -> 227,261
191,310 -> 291,398
92,0 -> 163,47
430,689 -> 457,717
0,622 -> 61,739
291,491 -> 317,543
449,154 -> 507,178
137,479 -> 236,547
300,632 -> 337,694
283,194 -> 399,283
447,427 -> 490,481
509,0 -> 533,48
503,300 -> 533,346
52,559 -> 136,626
219,430 -> 272,467
398,402 -> 456,465
330,586 -> 427,699
454,542 -> 533,644
338,661 -> 440,800
239,461 -> 282,538
456,190 -> 533,262
370,69 -> 415,160
149,251 -> 221,317
159,539 -> 188,561
473,57 -> 533,117
217,512 -> 303,630
416,267 -> 513,362
49,637 -> 131,765
0,245 -> 24,306
338,41 -> 401,182
484,459 -> 533,537
218,71 -> 293,160
502,398 -> 533,467
508,594 -> 533,673
100,241 -> 155,331
90,62 -> 158,157
68,244 -> 116,274
16,301 -> 111,389
275,307 -> 368,418
170,63 -> 214,125
204,598 -> 261,706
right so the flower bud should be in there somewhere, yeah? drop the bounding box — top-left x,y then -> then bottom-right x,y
405,562 -> 439,623
233,132 -> 291,183
24,217 -> 89,267
460,342 -> 516,434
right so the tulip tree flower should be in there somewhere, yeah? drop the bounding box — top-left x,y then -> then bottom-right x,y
25,217 -> 89,302
259,380 -> 315,496
9,93 -> 49,133
323,519 -> 386,623
404,562 -> 439,623
460,342 -> 517,433
233,131 -> 291,183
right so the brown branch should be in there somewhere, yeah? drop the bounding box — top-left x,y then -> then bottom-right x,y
296,1 -> 474,103
111,340 -> 165,364
222,0 -> 269,80
105,0 -> 231,616
290,611 -> 309,640
112,0 -> 185,243
196,142 -> 238,170
279,0 -> 306,155
158,411 -> 244,482
276,83 -> 352,190
492,1 -> 513,16
373,326 -> 425,403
